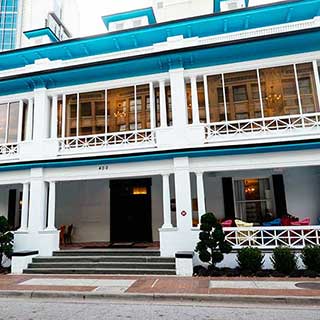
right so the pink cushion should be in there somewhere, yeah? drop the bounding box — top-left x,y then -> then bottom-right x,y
221,220 -> 233,227
291,218 -> 310,226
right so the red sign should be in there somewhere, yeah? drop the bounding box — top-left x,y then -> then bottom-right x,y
181,210 -> 187,217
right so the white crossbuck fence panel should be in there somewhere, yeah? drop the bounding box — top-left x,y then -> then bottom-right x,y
0,143 -> 19,156
223,226 -> 320,249
205,113 -> 320,142
58,129 -> 156,152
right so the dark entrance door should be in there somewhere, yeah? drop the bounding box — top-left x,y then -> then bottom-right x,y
110,178 -> 152,243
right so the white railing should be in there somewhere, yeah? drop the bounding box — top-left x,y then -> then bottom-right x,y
58,129 -> 156,153
0,143 -> 19,157
223,225 -> 320,249
205,113 -> 320,142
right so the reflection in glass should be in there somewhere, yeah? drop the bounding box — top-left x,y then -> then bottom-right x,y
65,94 -> 77,137
296,63 -> 319,113
0,104 -> 7,143
136,84 -> 151,129
207,75 -> 225,122
7,102 -> 19,143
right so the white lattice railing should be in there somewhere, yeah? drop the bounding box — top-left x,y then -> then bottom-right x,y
223,226 -> 320,249
205,113 -> 320,142
58,129 -> 156,153
0,143 -> 19,156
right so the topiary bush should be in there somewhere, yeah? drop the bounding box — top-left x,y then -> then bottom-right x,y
271,247 -> 297,275
237,247 -> 264,274
301,246 -> 320,273
195,212 -> 232,269
0,216 -> 14,269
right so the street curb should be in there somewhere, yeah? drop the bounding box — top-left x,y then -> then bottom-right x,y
0,290 -> 319,305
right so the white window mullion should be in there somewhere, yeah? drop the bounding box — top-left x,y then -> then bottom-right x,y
149,82 -> 155,129
221,73 -> 228,121
204,75 -> 210,124
134,85 -> 137,142
76,93 -> 80,136
17,100 -> 24,142
294,64 -> 303,114
312,60 -> 320,112
5,103 -> 10,143
62,94 -> 66,138
105,89 -> 108,135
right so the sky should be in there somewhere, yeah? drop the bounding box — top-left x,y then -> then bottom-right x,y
75,0 -> 285,36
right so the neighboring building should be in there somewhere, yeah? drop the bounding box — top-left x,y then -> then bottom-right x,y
0,0 -> 79,51
0,0 -> 320,272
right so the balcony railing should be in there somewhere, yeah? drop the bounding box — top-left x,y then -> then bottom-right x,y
58,129 -> 156,153
205,113 -> 320,143
223,225 -> 320,249
0,143 -> 19,157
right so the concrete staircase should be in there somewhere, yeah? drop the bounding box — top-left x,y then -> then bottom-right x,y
23,249 -> 176,275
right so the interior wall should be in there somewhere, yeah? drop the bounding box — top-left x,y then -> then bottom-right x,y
151,176 -> 164,241
284,167 -> 320,224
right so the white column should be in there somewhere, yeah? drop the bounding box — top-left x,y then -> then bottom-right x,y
149,82 -> 156,129
196,172 -> 206,224
169,68 -> 188,128
26,98 -> 34,140
51,95 -> 58,138
174,157 -> 192,230
33,88 -> 50,141
17,100 -> 24,142
28,168 -> 47,232
159,80 -> 167,128
46,181 -> 56,230
190,76 -> 200,125
19,183 -> 30,231
162,174 -> 172,228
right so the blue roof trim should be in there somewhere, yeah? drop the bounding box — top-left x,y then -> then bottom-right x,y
0,28 -> 319,96
24,28 -> 59,43
102,7 -> 156,29
0,0 -> 318,72
0,140 -> 320,173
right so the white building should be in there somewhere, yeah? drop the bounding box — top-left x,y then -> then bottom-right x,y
0,0 -> 320,274
0,0 -> 79,51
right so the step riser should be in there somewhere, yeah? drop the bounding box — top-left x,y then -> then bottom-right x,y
28,263 -> 175,270
33,257 -> 174,263
53,252 -> 160,257
23,269 -> 176,275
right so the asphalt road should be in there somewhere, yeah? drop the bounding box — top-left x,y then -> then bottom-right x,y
0,298 -> 319,320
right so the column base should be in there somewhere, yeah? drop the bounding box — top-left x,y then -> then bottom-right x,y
14,230 -> 59,256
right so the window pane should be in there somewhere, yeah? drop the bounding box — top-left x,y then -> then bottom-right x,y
197,81 -> 206,123
57,99 -> 62,138
260,65 -> 299,117
296,63 -> 319,113
136,84 -> 150,129
79,91 -> 105,136
7,101 -> 19,142
0,103 -> 7,143
65,94 -> 77,137
186,83 -> 192,124
223,70 -> 260,121
166,86 -> 172,126
107,87 -> 134,133
207,74 -> 225,122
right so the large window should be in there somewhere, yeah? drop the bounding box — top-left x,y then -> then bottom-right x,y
0,0 -> 19,51
203,62 -> 319,123
234,178 -> 273,223
61,84 -> 152,138
0,101 -> 21,143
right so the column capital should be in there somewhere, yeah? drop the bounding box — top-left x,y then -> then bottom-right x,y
161,173 -> 170,178
194,170 -> 205,176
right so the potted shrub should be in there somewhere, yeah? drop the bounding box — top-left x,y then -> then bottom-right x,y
0,216 -> 14,272
195,212 -> 232,272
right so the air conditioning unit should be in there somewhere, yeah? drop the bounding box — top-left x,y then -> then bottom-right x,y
220,0 -> 246,12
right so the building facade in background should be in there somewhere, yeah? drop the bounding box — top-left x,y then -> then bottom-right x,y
0,0 -> 79,51
0,0 -> 319,273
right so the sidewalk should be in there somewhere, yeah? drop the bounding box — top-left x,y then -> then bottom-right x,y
0,274 -> 320,304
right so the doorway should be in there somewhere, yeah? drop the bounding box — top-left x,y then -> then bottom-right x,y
110,178 -> 152,243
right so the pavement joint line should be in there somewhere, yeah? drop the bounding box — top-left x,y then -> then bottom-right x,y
151,278 -> 159,288
0,290 -> 319,306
